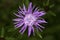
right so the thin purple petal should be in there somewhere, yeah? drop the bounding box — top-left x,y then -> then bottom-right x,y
19,25 -> 27,34
37,23 -> 45,29
33,11 -> 45,17
33,7 -> 39,12
39,11 -> 46,16
28,2 -> 32,13
15,21 -> 24,28
14,13 -> 21,17
31,26 -> 34,35
34,24 -> 43,32
14,22 -> 19,24
28,26 -> 32,37
37,19 -> 47,24
13,18 -> 22,21
23,4 -> 26,11
19,6 -> 26,15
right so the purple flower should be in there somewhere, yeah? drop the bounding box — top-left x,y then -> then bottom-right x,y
13,2 -> 47,37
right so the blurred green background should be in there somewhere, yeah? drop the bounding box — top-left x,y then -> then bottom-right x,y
0,0 -> 60,40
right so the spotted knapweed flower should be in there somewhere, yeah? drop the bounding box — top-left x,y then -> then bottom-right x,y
13,2 -> 47,37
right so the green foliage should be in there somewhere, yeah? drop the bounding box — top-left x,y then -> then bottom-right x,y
0,0 -> 60,40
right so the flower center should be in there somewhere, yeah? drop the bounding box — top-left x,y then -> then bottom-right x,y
24,14 -> 36,26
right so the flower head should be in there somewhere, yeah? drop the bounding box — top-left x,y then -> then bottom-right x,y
13,2 -> 47,37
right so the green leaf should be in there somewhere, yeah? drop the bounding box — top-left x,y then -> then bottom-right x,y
7,28 -> 15,32
1,27 -> 4,38
46,0 -> 50,6
35,30 -> 42,39
49,4 -> 55,8
22,0 -> 29,7
44,24 -> 60,34
48,11 -> 56,16
25,0 -> 29,7
43,35 -> 55,40
5,37 -> 15,40
43,0 -> 50,6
